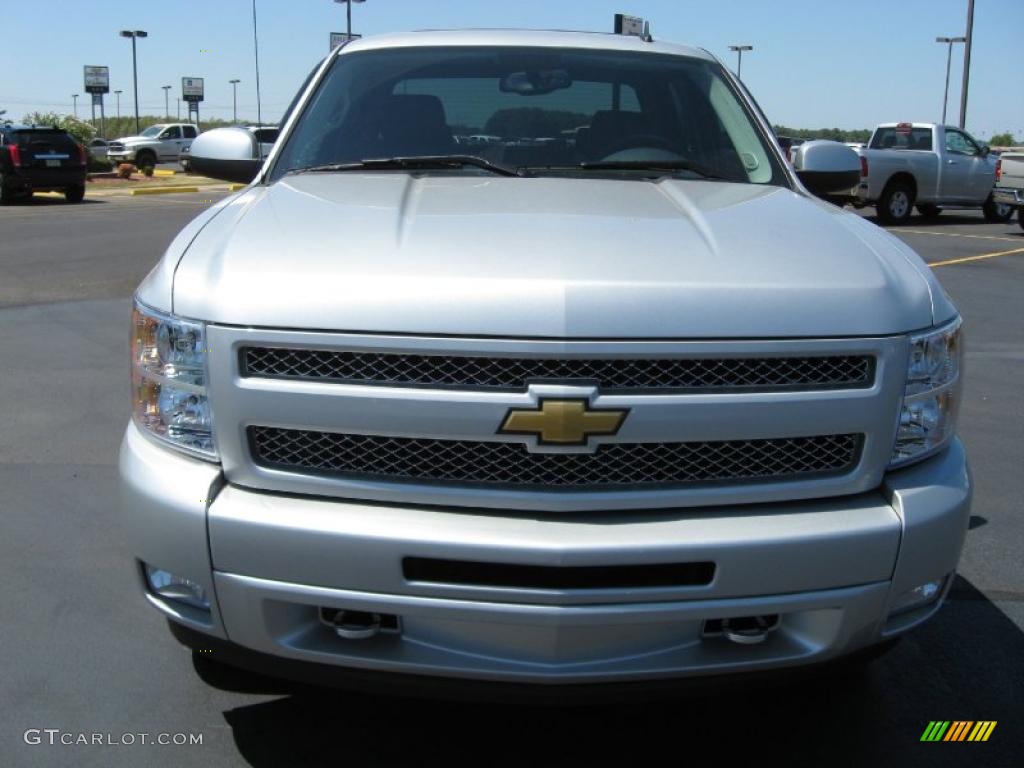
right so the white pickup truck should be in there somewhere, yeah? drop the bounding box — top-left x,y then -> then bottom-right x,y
855,122 -> 1011,224
992,151 -> 1024,230
106,123 -> 199,170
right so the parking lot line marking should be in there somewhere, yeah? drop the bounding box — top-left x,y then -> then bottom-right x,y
895,229 -> 1022,244
930,246 -> 1024,268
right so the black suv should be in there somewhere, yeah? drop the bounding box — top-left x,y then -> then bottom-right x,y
0,125 -> 88,204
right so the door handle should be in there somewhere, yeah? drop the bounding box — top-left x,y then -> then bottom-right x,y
947,160 -> 958,165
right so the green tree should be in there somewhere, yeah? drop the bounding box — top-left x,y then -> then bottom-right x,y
989,132 -> 1017,147
20,112 -> 97,144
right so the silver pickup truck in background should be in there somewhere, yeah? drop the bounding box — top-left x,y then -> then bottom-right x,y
107,123 -> 199,171
855,122 -> 1012,224
992,151 -> 1024,230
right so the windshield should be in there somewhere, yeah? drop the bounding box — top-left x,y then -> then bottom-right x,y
139,125 -> 165,138
271,46 -> 786,185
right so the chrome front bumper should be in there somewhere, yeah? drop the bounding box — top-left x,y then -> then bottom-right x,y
120,423 -> 971,685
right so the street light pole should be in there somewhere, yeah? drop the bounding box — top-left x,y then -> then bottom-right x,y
728,45 -> 753,80
935,36 -> 965,125
71,94 -> 79,118
161,85 -> 171,120
119,30 -> 148,134
958,0 -> 975,129
334,0 -> 366,39
229,79 -> 241,123
114,89 -> 122,121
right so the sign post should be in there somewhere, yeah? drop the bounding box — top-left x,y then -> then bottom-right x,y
613,14 -> 644,37
182,77 -> 204,129
330,32 -> 360,51
84,65 -> 110,137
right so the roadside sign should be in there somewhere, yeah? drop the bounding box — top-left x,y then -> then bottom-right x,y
330,32 -> 361,50
91,93 -> 103,106
614,13 -> 644,37
84,65 -> 110,94
182,77 -> 205,103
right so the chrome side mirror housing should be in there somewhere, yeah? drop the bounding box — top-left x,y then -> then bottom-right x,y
793,140 -> 862,198
188,127 -> 263,184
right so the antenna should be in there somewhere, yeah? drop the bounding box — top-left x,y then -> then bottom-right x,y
252,0 -> 264,158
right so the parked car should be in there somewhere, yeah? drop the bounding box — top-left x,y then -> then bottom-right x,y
87,138 -> 110,160
854,122 -> 1012,224
992,150 -> 1024,230
127,29 -> 968,694
0,124 -> 87,203
107,123 -> 199,170
776,135 -> 804,163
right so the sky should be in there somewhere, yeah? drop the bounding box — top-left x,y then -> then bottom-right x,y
1,0 -> 1021,140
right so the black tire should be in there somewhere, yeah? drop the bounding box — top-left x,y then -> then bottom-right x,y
65,184 -> 85,203
135,151 -> 156,172
877,180 -> 915,225
982,194 -> 1014,223
0,175 -> 11,205
916,203 -> 942,218
1019,208 -> 1024,231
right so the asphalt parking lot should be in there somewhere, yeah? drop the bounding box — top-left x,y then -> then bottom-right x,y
1,191 -> 1021,767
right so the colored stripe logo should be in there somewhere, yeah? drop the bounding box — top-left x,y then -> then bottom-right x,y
921,721 -> 996,742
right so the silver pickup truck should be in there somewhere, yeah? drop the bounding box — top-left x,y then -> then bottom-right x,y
107,123 -> 199,170
856,122 -> 1012,224
121,29 -> 970,694
992,151 -> 1024,230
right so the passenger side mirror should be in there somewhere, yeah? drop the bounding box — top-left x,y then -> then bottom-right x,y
792,140 -> 861,199
187,127 -> 263,184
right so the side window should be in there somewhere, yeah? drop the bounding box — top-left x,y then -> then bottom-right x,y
161,126 -> 182,140
945,130 -> 977,156
182,126 -> 197,139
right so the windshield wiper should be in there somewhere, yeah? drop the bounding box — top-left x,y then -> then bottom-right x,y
530,159 -> 728,181
287,155 -> 526,177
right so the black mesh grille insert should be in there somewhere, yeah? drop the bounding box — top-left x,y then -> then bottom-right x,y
249,428 -> 862,489
241,347 -> 873,392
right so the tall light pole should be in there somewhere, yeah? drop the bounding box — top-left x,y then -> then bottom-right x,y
935,36 -> 966,125
114,89 -> 122,120
71,94 -> 79,118
161,85 -> 171,120
958,0 -> 975,129
229,79 -> 241,123
119,30 -> 148,134
728,45 -> 753,80
334,0 -> 366,39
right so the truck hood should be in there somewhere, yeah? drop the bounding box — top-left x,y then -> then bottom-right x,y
170,174 -> 942,338
116,136 -> 156,146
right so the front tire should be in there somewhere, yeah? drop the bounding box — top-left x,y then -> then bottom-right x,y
877,180 -> 915,225
982,194 -> 1014,223
135,151 -> 156,174
0,175 -> 11,205
1019,208 -> 1024,231
65,184 -> 85,203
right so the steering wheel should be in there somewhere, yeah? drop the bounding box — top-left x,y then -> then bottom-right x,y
598,134 -> 682,160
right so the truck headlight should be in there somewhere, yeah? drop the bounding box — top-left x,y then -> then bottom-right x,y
890,317 -> 962,468
131,300 -> 217,460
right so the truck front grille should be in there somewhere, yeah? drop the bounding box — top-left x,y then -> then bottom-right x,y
249,427 -> 862,489
241,347 -> 873,393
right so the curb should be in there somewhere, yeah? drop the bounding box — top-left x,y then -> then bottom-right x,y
130,186 -> 201,196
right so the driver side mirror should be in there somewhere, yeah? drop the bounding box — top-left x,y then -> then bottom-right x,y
792,140 -> 861,199
187,127 -> 263,184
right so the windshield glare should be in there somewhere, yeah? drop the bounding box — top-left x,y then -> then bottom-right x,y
139,125 -> 165,137
271,46 -> 785,185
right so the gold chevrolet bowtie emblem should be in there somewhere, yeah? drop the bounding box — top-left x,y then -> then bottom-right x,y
499,399 -> 628,446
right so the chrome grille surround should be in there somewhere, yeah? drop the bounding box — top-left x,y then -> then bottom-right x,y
241,346 -> 874,392
250,427 -> 862,489
207,326 -> 909,513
